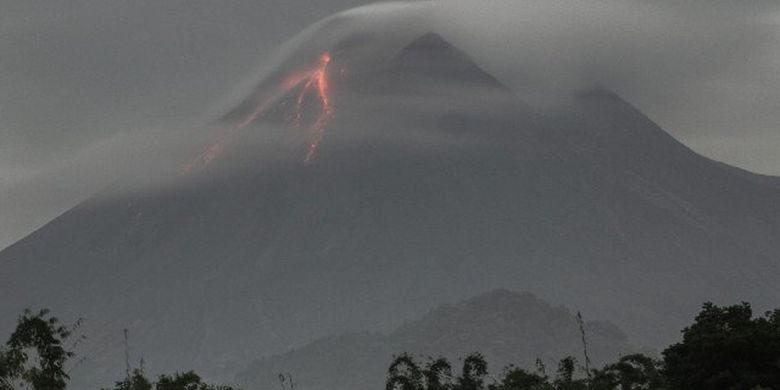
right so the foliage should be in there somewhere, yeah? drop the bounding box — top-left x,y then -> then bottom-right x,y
0,309 -> 76,390
457,353 -> 488,390
387,353 -> 453,390
387,353 -> 667,390
105,369 -> 153,390
424,358 -> 453,390
590,354 -> 665,390
387,302 -> 780,390
552,357 -> 588,390
488,365 -> 552,390
103,370 -> 237,390
156,371 -> 210,390
388,354 -> 592,390
3,301 -> 780,390
662,302 -> 780,390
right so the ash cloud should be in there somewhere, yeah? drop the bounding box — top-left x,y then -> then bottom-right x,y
1,0 -> 779,249
0,0 -> 378,249
225,0 -> 780,175
425,0 -> 780,169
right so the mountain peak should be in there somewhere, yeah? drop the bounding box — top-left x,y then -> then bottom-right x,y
383,31 -> 506,89
404,31 -> 457,51
395,31 -> 475,65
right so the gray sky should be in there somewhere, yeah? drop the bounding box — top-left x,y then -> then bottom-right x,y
0,0 -> 378,249
1,0 -> 779,250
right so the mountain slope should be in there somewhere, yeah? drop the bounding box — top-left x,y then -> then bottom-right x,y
1,30 -> 779,388
236,290 -> 635,390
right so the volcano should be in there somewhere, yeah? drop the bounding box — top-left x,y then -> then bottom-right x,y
2,29 -> 780,388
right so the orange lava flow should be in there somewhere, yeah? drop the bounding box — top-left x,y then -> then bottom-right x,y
299,52 -> 333,163
238,52 -> 335,163
185,52 -> 335,174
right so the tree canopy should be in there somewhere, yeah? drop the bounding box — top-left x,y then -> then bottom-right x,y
4,301 -> 780,390
662,302 -> 780,390
387,302 -> 780,390
0,309 -> 76,390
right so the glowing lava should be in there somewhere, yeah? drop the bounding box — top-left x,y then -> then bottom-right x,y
185,52 -> 336,174
297,52 -> 333,163
238,52 -> 335,163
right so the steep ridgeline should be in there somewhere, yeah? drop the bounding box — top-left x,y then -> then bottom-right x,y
1,27 -> 779,388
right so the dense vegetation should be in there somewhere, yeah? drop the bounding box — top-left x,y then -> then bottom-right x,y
385,302 -> 780,390
387,352 -> 666,390
1,302 -> 778,390
105,369 -> 236,390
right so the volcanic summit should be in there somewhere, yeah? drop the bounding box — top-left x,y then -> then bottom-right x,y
2,29 -> 779,388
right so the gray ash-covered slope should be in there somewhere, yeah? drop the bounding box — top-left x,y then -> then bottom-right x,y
1,30 -> 779,388
237,289 -> 634,390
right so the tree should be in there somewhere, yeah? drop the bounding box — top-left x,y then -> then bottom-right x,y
104,369 -> 153,390
552,357 -> 587,390
662,302 -> 780,390
387,354 -> 425,390
102,369 -> 237,390
424,358 -> 453,390
387,354 -> 455,390
387,353 -> 491,390
155,371 -> 204,390
154,371 -> 236,390
0,309 -> 76,390
590,354 -> 665,390
455,353 -> 488,390
488,365 -> 552,390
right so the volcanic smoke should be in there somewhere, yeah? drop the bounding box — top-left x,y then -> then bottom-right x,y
183,142 -> 225,173
183,52 -> 336,173
238,52 -> 335,163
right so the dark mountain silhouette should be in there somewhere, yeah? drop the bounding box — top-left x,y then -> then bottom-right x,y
237,289 -> 635,390
1,30 -> 779,388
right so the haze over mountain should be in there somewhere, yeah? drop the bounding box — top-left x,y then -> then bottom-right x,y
237,289 -> 636,390
1,12 -> 779,390
3,1 -> 779,252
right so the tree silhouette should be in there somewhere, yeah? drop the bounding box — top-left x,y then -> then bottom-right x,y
0,309 -> 75,390
552,357 -> 587,390
387,354 -> 426,390
662,302 -> 780,390
387,353 -> 487,390
487,365 -> 552,390
456,354 -> 488,390
423,358 -> 452,390
106,369 -> 153,390
590,354 -> 665,390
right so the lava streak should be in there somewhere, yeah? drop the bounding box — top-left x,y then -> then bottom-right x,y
238,52 -> 335,163
297,52 -> 334,163
186,52 -> 336,174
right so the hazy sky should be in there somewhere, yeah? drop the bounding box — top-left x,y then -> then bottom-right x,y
0,0 -> 377,249
1,0 -> 779,249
